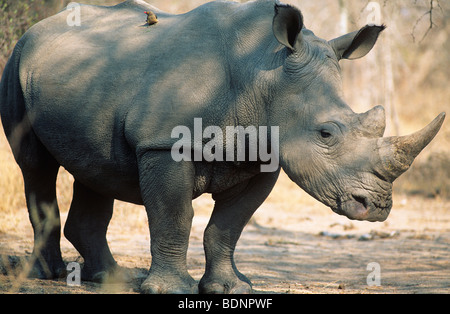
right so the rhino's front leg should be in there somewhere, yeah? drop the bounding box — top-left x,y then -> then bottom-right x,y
200,169 -> 280,294
138,151 -> 197,294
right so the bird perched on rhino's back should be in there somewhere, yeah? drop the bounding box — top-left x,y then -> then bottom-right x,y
144,10 -> 158,25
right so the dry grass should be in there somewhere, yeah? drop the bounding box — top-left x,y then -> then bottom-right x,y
0,134 -> 24,217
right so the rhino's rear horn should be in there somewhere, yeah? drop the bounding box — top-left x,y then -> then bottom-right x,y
377,112 -> 446,182
359,105 -> 386,138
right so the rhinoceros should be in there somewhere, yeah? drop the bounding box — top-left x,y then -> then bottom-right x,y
0,0 -> 445,293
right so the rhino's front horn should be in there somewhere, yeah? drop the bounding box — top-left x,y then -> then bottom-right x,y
377,112 -> 446,182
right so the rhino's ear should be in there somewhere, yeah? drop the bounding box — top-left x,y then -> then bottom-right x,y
273,4 -> 303,51
329,25 -> 386,60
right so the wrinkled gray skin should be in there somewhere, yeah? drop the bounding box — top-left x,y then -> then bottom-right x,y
0,0 -> 445,293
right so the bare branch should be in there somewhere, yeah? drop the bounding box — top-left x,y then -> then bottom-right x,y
411,0 -> 442,43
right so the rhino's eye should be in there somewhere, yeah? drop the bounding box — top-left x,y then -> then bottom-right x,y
320,130 -> 332,139
317,123 -> 341,146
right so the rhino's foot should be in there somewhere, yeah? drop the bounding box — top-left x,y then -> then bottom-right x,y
26,255 -> 67,280
140,272 -> 198,294
82,264 -> 131,284
199,272 -> 252,294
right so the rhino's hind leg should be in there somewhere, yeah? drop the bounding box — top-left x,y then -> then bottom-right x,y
64,180 -> 121,282
19,135 -> 66,279
200,170 -> 280,294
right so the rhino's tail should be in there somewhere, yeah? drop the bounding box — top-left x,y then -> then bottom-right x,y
0,38 -> 31,160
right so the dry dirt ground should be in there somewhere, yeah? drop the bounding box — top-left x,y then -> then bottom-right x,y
0,170 -> 449,294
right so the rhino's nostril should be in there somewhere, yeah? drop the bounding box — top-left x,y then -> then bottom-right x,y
352,195 -> 368,209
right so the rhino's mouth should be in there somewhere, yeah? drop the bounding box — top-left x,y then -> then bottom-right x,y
335,194 -> 390,222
